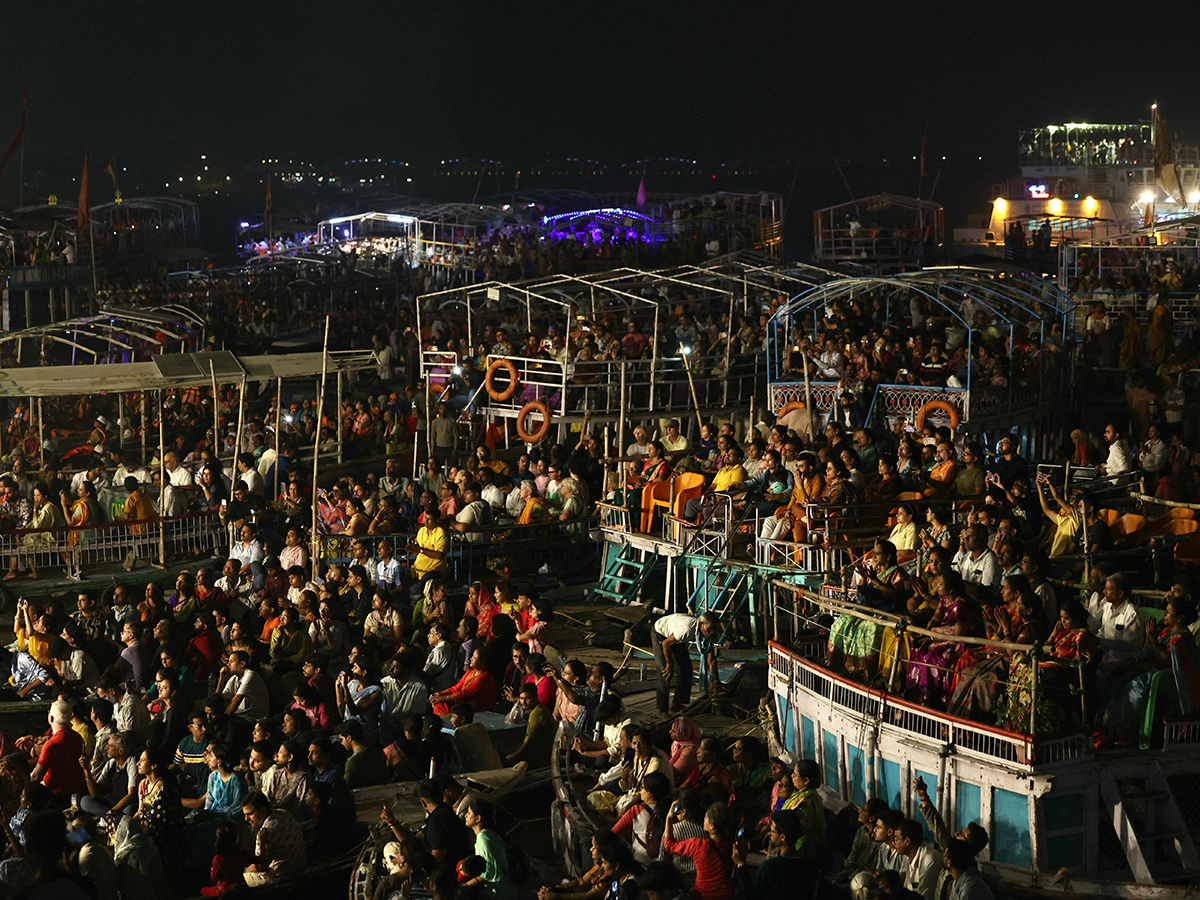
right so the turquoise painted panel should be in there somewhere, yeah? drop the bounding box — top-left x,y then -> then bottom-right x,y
877,758 -> 902,811
846,745 -> 867,807
955,782 -> 981,833
993,788 -> 1032,868
915,770 -> 939,842
801,716 -> 816,763
823,731 -> 840,792
1043,794 -> 1086,872
1046,833 -> 1084,873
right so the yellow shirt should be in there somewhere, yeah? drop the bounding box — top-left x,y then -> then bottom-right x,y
711,465 -> 747,492
1050,511 -> 1081,558
73,720 -> 95,757
125,491 -> 156,535
413,524 -> 449,579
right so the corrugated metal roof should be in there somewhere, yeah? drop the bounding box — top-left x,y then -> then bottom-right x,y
0,350 -> 376,397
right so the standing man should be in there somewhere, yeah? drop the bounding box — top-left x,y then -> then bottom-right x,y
650,611 -> 721,714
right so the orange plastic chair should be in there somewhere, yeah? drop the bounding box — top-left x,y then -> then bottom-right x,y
1138,518 -> 1200,544
1096,508 -> 1121,527
896,491 -> 923,503
1112,513 -> 1148,543
640,473 -> 705,533
1164,507 -> 1197,521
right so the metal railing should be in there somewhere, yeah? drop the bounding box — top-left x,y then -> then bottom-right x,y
0,508 -> 224,571
462,353 -> 764,419
769,640 -> 1078,769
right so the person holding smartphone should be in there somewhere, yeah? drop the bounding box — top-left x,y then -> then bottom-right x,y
732,809 -> 813,896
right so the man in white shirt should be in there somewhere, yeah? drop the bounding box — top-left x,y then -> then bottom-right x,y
162,450 -> 196,517
219,651 -> 271,722
477,468 -> 506,514
378,458 -> 405,502
1100,422 -> 1132,476
230,523 -> 267,591
895,819 -> 941,900
423,622 -> 456,693
216,558 -> 254,617
374,539 -> 403,591
1086,570 -> 1143,683
237,453 -> 266,497
651,611 -> 721,713
382,657 -> 429,724
816,336 -> 846,381
1139,423 -> 1168,478
625,426 -> 651,477
452,482 -> 492,544
953,524 -> 1000,588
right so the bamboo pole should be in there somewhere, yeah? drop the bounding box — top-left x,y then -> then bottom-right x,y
158,391 -> 167,566
336,369 -> 344,465
617,362 -> 626,465
311,316 -> 331,569
678,345 -> 704,432
141,393 -> 147,465
234,378 -> 247,480
801,349 -> 814,439
273,377 -> 283,499
117,392 -> 124,451
209,362 -> 220,461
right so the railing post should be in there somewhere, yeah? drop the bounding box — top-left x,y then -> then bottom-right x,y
1028,646 -> 1039,737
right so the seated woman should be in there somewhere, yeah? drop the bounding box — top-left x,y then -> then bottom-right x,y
1003,598 -> 1099,734
905,573 -> 984,708
828,540 -> 915,679
886,503 -> 919,558
948,575 -> 1049,722
1096,595 -> 1200,746
430,648 -> 497,717
678,737 -> 734,806
622,441 -> 670,505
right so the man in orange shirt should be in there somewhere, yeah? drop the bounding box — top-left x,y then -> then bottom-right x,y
921,441 -> 960,498
785,452 -> 825,542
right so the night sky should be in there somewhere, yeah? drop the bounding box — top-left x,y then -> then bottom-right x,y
5,5 -> 1200,229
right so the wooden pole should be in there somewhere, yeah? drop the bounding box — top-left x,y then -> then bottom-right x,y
617,362 -> 627,465
234,378 -> 247,478
117,392 -> 124,450
801,349 -> 814,440
274,377 -> 283,499
336,369 -> 344,465
311,316 -> 331,569
140,393 -> 147,465
209,362 -> 220,461
158,391 -> 167,567
679,346 -> 704,433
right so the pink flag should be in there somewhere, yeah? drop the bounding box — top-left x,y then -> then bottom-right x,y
636,178 -> 646,207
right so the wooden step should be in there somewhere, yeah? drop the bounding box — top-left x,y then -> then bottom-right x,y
1119,788 -> 1168,802
1140,829 -> 1188,842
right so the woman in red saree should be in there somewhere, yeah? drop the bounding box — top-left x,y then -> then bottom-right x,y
430,648 -> 497,716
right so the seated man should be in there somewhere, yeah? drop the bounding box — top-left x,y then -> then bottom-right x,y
504,685 -> 555,768
681,445 -> 747,523
919,441 -> 960,498
728,449 -> 793,517
241,791 -> 306,887
449,703 -> 503,772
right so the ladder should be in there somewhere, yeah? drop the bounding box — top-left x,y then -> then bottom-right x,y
585,543 -> 661,605
1099,759 -> 1200,884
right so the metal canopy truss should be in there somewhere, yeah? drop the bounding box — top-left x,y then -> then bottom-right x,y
0,305 -> 207,364
766,267 -> 1073,434
0,349 -> 377,398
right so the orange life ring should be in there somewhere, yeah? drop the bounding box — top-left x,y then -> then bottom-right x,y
484,358 -> 520,402
516,401 -> 552,443
778,400 -> 806,418
914,400 -> 960,433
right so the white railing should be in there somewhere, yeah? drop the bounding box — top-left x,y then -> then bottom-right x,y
769,641 -> 1090,769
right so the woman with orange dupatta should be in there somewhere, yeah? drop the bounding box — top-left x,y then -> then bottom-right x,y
430,648 -> 497,716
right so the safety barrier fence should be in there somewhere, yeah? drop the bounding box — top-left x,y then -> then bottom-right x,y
313,515 -> 600,582
1,508 -> 224,572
